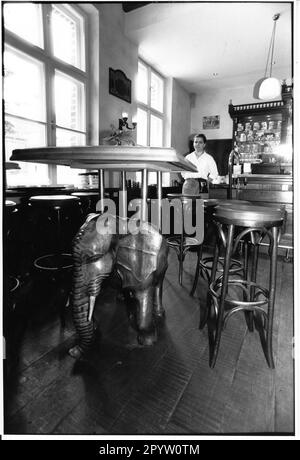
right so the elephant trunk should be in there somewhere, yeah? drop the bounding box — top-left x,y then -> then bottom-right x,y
71,264 -> 108,353
69,241 -> 108,359
68,214 -> 116,359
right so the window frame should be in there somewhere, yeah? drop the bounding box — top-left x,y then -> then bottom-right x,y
3,2 -> 90,186
137,58 -> 165,147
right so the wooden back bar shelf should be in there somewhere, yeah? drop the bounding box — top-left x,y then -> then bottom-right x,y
228,84 -> 293,256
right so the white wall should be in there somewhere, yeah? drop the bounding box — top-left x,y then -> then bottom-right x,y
97,4 -> 138,138
171,79 -> 191,155
95,4 -> 138,187
191,84 -> 266,140
91,5 -> 192,187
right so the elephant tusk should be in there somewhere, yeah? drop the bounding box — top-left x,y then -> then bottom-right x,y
88,295 -> 96,322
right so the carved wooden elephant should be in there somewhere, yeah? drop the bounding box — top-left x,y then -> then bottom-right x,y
69,213 -> 168,358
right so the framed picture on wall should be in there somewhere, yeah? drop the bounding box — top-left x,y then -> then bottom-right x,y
109,68 -> 132,103
203,115 -> 220,129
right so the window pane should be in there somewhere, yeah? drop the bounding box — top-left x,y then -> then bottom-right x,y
4,3 -> 43,47
57,166 -> 84,186
56,129 -> 86,185
55,71 -> 85,131
56,128 -> 86,146
150,72 -> 164,112
51,5 -> 85,70
4,47 -> 45,122
150,115 -> 163,147
137,62 -> 148,104
137,108 -> 148,146
148,172 -> 157,185
5,115 -> 48,186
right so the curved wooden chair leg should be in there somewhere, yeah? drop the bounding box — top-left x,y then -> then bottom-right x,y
199,294 -> 209,330
178,253 -> 183,285
210,225 -> 234,368
264,226 -> 278,369
190,246 -> 202,297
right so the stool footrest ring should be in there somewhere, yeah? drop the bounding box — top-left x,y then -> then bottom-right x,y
209,278 -> 269,328
200,256 -> 243,274
34,253 -> 73,271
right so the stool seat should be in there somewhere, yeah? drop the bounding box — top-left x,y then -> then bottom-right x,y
202,198 -> 219,207
5,200 -> 17,209
167,236 -> 202,247
71,192 -> 99,197
167,193 -> 202,199
167,193 -> 208,201
29,195 -> 80,208
215,203 -> 284,227
215,199 -> 251,206
71,192 -> 109,197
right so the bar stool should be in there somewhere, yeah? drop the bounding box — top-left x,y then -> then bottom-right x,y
207,202 -> 284,368
71,192 -> 102,217
29,195 -> 81,325
191,199 -> 251,297
29,195 -> 81,268
166,193 -> 204,286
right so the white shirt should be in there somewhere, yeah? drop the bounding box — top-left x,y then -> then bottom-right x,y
181,151 -> 219,181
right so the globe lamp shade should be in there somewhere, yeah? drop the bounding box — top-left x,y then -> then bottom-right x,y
257,77 -> 281,100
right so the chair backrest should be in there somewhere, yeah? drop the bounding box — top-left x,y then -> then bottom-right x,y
167,194 -> 204,245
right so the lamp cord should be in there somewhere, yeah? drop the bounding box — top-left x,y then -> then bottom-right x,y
264,14 -> 279,78
269,19 -> 277,77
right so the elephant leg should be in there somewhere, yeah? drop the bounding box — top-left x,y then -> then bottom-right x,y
123,288 -> 138,329
153,265 -> 168,320
135,287 -> 157,346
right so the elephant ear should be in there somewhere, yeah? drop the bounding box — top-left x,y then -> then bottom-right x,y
116,223 -> 163,287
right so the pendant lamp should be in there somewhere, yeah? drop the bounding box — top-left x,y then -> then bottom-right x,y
254,14 -> 281,100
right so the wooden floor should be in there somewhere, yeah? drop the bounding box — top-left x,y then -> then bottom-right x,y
3,249 -> 294,436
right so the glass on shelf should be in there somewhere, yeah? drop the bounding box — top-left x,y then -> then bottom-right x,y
247,130 -> 254,141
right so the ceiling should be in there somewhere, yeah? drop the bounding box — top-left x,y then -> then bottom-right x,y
124,1 -> 293,93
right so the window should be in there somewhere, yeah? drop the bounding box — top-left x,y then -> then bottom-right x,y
137,60 -> 165,184
3,3 -> 88,186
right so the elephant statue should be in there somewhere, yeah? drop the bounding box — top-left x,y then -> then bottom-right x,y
69,213 -> 168,359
